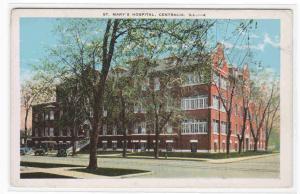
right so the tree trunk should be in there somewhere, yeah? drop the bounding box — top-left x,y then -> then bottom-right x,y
24,109 -> 29,146
72,126 -> 77,156
238,138 -> 243,154
120,94 -> 127,158
154,118 -> 159,159
253,138 -> 258,152
122,135 -> 127,158
87,19 -> 119,169
265,139 -> 269,151
154,130 -> 159,159
72,138 -> 77,156
226,115 -> 232,155
87,110 -> 100,170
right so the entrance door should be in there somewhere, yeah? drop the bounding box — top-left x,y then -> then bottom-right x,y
191,143 -> 197,153
112,142 -> 117,151
166,143 -> 173,152
102,143 -> 107,151
140,142 -> 146,151
214,142 -> 217,152
133,143 -> 139,152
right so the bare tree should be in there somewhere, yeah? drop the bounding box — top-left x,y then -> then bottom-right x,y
237,66 -> 250,153
21,77 -> 55,146
264,83 -> 280,151
248,83 -> 274,152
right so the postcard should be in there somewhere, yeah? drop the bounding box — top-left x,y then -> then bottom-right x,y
10,7 -> 293,190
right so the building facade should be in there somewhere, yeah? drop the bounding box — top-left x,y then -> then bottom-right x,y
31,43 -> 266,152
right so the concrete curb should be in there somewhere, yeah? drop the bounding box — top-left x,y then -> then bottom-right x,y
117,171 -> 153,178
124,153 -> 279,163
207,153 -> 279,164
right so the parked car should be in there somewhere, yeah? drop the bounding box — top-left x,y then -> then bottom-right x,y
34,145 -> 48,156
20,147 -> 32,155
56,143 -> 69,157
56,148 -> 68,157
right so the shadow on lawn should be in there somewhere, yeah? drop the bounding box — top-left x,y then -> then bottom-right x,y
20,161 -> 85,168
20,172 -> 76,179
70,167 -> 149,177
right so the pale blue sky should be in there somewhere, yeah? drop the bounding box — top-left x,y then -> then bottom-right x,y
20,18 -> 280,81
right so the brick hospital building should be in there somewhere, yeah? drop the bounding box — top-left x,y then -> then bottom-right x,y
31,43 -> 266,153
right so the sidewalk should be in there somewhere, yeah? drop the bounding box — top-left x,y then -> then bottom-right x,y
123,153 -> 279,164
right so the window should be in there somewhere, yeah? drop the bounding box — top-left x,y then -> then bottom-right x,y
49,128 -> 54,137
212,95 -> 226,112
166,123 -> 173,134
154,77 -> 160,91
142,78 -> 150,91
35,128 -> 39,137
235,104 -> 238,116
40,128 -> 44,137
220,77 -> 227,89
44,127 -> 48,137
59,129 -> 63,136
134,122 -> 146,134
213,120 -> 219,133
221,121 -> 227,134
34,114 -> 39,122
220,99 -> 226,112
181,96 -> 208,110
112,128 -> 117,135
181,120 -> 208,134
134,103 -> 145,113
45,113 -> 49,120
112,142 -> 117,150
103,109 -> 107,117
213,95 -> 219,109
213,72 -> 220,85
67,128 -> 71,136
59,110 -> 63,118
235,124 -> 238,135
183,72 -> 202,86
50,111 -> 54,120
103,125 -> 107,135
166,101 -> 171,112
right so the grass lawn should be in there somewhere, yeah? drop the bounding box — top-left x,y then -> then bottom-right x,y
70,167 -> 149,177
129,151 -> 275,159
78,150 -> 128,155
20,172 -> 76,179
21,161 -> 85,168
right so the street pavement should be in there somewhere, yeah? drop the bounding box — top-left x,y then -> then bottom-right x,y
21,154 -> 279,178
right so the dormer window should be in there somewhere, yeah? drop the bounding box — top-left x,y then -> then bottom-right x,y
182,72 -> 201,86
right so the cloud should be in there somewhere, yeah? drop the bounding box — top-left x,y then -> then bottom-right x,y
263,33 -> 280,48
249,33 -> 259,39
221,33 -> 280,51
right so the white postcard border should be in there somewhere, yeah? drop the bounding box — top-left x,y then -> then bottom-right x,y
10,7 -> 294,190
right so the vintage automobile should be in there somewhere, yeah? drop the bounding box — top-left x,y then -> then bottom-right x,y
56,143 -> 69,157
34,145 -> 48,156
20,147 -> 32,155
56,149 -> 68,157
